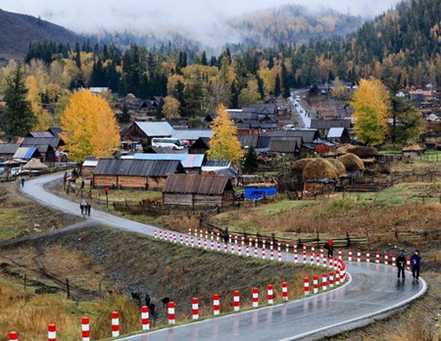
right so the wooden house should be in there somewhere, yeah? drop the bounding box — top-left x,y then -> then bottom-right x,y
21,136 -> 64,162
81,159 -> 98,178
163,174 -> 234,208
0,144 -> 19,161
93,159 -> 184,190
122,121 -> 174,146
327,127 -> 351,144
189,137 -> 210,155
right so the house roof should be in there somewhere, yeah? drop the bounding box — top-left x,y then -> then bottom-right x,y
28,131 -> 54,138
95,159 -> 183,177
0,143 -> 19,155
263,129 -> 318,144
242,103 -> 278,115
122,153 -> 205,169
13,147 -> 39,160
311,119 -> 351,129
135,121 -> 174,137
327,127 -> 346,138
21,137 -> 61,148
23,158 -> 48,170
164,174 -> 232,195
269,138 -> 301,153
172,129 -> 212,141
82,160 -> 99,167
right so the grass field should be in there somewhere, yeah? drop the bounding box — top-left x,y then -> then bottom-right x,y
0,183 -> 79,240
211,182 -> 441,239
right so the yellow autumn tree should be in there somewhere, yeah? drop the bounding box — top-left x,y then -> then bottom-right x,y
60,90 -> 120,161
162,96 -> 181,119
26,75 -> 53,130
351,79 -> 391,146
208,104 -> 243,165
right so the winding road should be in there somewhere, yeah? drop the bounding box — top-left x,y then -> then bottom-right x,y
21,173 -> 427,341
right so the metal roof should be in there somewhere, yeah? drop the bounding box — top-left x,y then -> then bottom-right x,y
0,143 -> 19,154
327,127 -> 345,138
122,153 -> 205,169
263,129 -> 318,144
95,159 -> 182,177
22,137 -> 61,148
13,147 -> 39,160
135,121 -> 174,137
28,131 -> 54,138
311,119 -> 351,129
172,129 -> 212,141
164,174 -> 232,195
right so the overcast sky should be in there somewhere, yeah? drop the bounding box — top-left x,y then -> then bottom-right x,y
1,0 -> 402,45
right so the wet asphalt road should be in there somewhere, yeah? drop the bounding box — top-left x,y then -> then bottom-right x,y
22,173 -> 427,341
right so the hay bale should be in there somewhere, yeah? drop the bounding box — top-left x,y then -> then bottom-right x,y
327,158 -> 347,178
338,153 -> 365,172
292,158 -> 314,175
337,144 -> 379,158
303,158 -> 338,181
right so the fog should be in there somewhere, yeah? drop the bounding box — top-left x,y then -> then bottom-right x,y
1,0 -> 402,44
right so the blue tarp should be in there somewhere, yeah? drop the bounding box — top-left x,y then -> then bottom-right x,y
244,185 -> 278,201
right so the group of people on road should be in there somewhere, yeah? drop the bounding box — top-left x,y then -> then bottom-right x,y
80,199 -> 91,217
396,249 -> 421,281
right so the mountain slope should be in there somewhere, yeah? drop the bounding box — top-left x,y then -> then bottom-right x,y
229,5 -> 364,47
0,9 -> 80,60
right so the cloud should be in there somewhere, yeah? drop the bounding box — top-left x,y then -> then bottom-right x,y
1,0 -> 401,44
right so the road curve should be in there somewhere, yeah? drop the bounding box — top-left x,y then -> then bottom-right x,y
21,173 -> 427,341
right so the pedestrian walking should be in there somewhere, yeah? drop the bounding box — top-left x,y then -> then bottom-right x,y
80,199 -> 87,216
20,177 -> 25,188
86,201 -> 91,217
411,250 -> 421,280
396,250 -> 406,280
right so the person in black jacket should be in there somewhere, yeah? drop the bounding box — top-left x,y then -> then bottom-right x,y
396,250 -> 406,280
411,250 -> 421,280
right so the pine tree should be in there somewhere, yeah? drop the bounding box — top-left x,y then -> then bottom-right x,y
1,67 -> 36,137
281,62 -> 290,98
243,146 -> 258,173
201,51 -> 208,65
230,81 -> 240,108
119,101 -> 131,124
208,104 -> 243,164
275,74 -> 281,97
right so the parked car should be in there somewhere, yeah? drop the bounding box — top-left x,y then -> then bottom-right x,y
151,138 -> 184,150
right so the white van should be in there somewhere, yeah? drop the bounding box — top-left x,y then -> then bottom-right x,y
151,138 -> 184,150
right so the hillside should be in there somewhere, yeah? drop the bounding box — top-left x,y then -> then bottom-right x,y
0,9 -> 80,61
229,5 -> 364,47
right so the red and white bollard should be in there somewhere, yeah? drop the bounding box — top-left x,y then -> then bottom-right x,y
81,317 -> 90,341
262,240 -> 266,259
285,242 -> 290,254
294,249 -> 299,263
48,323 -> 56,341
392,256 -> 396,266
141,306 -> 150,331
112,311 -> 120,338
233,290 -> 240,312
316,253 -> 320,265
366,252 -> 371,263
384,252 -> 389,265
254,238 -> 259,257
277,242 -> 282,262
329,272 -> 335,288
267,284 -> 274,304
167,301 -> 176,325
335,272 -> 341,286
338,250 -> 342,260
192,297 -> 199,320
252,287 -> 259,307
313,275 -> 319,294
270,240 -> 274,261
406,258 -> 411,271
213,294 -> 221,316
321,274 -> 328,291
376,251 -> 380,264
8,332 -> 18,341
281,282 -> 288,301
348,250 -> 353,262
304,277 -> 310,296
357,251 -> 361,262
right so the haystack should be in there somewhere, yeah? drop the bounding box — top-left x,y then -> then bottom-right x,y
402,144 -> 426,153
338,153 -> 365,172
303,158 -> 338,181
23,158 -> 48,170
337,144 -> 378,158
327,158 -> 347,178
292,158 -> 314,175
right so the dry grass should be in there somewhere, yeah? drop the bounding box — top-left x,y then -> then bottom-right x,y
0,183 -> 79,240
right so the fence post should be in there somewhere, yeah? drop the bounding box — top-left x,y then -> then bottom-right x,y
66,279 -> 70,299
